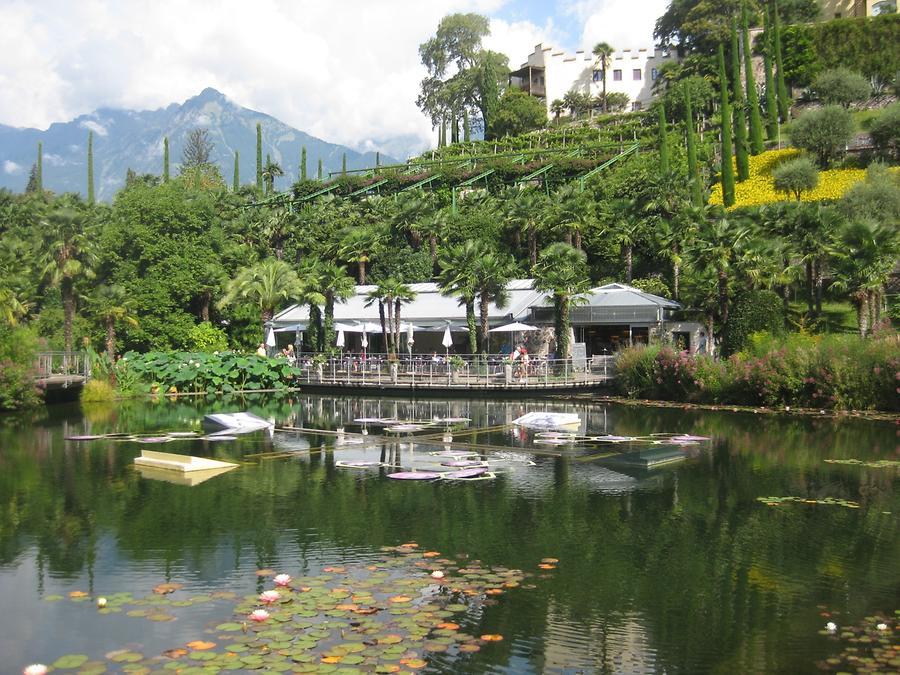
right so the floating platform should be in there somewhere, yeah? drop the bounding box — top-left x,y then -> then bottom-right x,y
134,449 -> 239,475
203,412 -> 273,434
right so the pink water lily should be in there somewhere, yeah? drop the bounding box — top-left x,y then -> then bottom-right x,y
273,574 -> 292,587
249,609 -> 270,622
259,590 -> 281,604
23,666 -> 48,675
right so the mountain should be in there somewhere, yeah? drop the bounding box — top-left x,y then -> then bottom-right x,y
0,88 -> 400,200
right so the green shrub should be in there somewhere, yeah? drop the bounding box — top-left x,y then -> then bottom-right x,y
839,163 -> 900,223
790,105 -> 854,167
811,68 -> 871,107
615,344 -> 659,398
80,378 -> 116,403
869,102 -> 900,160
721,291 -> 786,356
773,156 -> 819,200
630,277 -> 671,298
0,324 -> 44,411
119,350 -> 302,394
185,321 -> 229,352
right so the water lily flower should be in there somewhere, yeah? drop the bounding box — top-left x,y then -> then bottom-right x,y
249,609 -> 270,622
825,622 -> 837,632
23,666 -> 48,675
96,597 -> 107,608
876,622 -> 888,631
259,590 -> 280,604
431,570 -> 445,579
273,574 -> 292,587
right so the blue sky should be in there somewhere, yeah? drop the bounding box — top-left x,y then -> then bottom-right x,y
0,0 -> 669,158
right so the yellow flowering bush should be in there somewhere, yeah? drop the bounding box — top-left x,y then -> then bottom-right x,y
708,149 -> 897,208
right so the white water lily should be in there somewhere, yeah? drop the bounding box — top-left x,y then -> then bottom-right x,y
876,622 -> 888,631
96,597 -> 107,608
23,666 -> 48,675
259,590 -> 280,604
825,622 -> 837,632
249,609 -> 270,622
430,570 -> 445,579
274,574 -> 292,587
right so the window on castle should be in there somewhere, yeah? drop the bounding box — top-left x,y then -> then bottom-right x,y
613,69 -> 622,81
633,69 -> 642,80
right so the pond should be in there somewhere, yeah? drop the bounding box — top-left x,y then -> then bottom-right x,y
1,394 -> 897,674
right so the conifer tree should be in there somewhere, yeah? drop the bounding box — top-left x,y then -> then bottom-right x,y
163,137 -> 170,182
742,3 -> 764,154
87,131 -> 95,205
300,146 -> 307,180
773,0 -> 790,122
36,142 -> 43,193
730,19 -> 750,182
233,150 -> 240,191
658,103 -> 670,174
718,44 -> 736,207
317,158 -> 323,180
763,7 -> 779,140
255,123 -> 263,190
463,110 -> 470,142
685,90 -> 703,207
376,151 -> 381,167
341,153 -> 347,175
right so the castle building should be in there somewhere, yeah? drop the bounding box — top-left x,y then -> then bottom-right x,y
508,43 -> 679,115
818,0 -> 895,18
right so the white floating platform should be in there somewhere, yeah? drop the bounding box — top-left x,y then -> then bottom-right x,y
135,464 -> 237,486
513,412 -> 582,430
202,412 -> 274,434
135,450 -> 239,473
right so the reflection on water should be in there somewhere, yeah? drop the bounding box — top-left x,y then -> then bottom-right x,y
0,393 -> 897,674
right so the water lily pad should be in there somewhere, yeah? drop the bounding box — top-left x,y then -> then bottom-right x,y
216,622 -> 243,631
52,654 -> 90,669
109,651 -> 143,663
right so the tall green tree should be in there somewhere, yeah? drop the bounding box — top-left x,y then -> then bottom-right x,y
364,278 -> 415,357
592,41 -> 615,113
233,150 -> 240,191
773,0 -> 791,122
300,146 -> 307,180
762,6 -> 779,141
163,136 -> 170,182
658,103 -> 670,174
36,142 -> 43,193
87,131 -> 95,205
472,249 -> 513,353
718,44 -> 736,207
40,200 -> 97,351
317,159 -> 323,180
88,284 -> 139,361
341,153 -> 347,175
730,19 -> 750,182
690,206 -> 750,328
262,154 -> 283,195
436,240 -> 485,354
533,243 -> 590,360
742,2 -> 764,154
255,123 -> 263,190
316,262 -> 355,352
684,89 -> 704,207
219,258 -> 299,331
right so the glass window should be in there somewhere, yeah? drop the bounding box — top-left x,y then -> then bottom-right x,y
633,69 -> 642,80
613,69 -> 622,81
651,68 -> 658,80
592,70 -> 601,82
632,101 -> 643,111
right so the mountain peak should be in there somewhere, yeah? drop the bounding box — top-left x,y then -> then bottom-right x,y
190,87 -> 227,104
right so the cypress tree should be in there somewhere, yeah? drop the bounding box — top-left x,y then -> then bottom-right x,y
376,151 -> 381,167
255,123 -> 263,190
730,19 -> 750,182
87,131 -> 95,205
463,110 -> 470,142
742,3 -> 764,154
763,7 -> 779,140
685,90 -> 703,207
163,136 -> 170,182
773,0 -> 790,122
36,142 -> 43,193
450,113 -> 458,144
317,158 -> 323,180
233,150 -> 240,191
718,44 -> 736,208
658,103 -> 670,174
341,153 -> 347,175
300,146 -> 307,180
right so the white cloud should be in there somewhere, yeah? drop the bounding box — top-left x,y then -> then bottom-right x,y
0,0 -> 663,157
563,0 -> 669,51
79,119 -> 108,137
3,160 -> 22,174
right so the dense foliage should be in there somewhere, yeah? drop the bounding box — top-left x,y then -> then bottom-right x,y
617,332 -> 899,411
0,324 -> 43,410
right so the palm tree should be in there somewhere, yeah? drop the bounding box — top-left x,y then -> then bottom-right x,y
261,157 -> 284,195
644,178 -> 697,299
436,241 -> 483,354
592,42 -> 614,113
832,220 -> 899,336
598,197 -> 644,283
563,90 -> 582,119
550,99 -> 566,124
317,262 -> 355,352
505,189 -> 549,268
0,287 -> 29,326
252,207 -> 292,259
792,203 -> 844,317
471,250 -> 514,354
339,225 -> 385,284
40,201 -> 97,352
88,284 -> 139,361
296,259 -> 326,351
555,184 -> 593,249
218,258 -> 300,330
689,207 -> 751,327
364,278 -> 416,357
533,243 -> 591,359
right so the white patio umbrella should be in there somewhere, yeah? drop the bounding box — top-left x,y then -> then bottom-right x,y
336,329 -> 345,348
265,326 -> 277,348
488,322 -> 540,333
442,324 -> 453,362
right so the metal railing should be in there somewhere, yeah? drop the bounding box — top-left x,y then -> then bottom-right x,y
285,353 -> 616,389
34,352 -> 91,380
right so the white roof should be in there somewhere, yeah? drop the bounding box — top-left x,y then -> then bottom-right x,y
582,283 -> 681,309
272,279 -> 547,329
